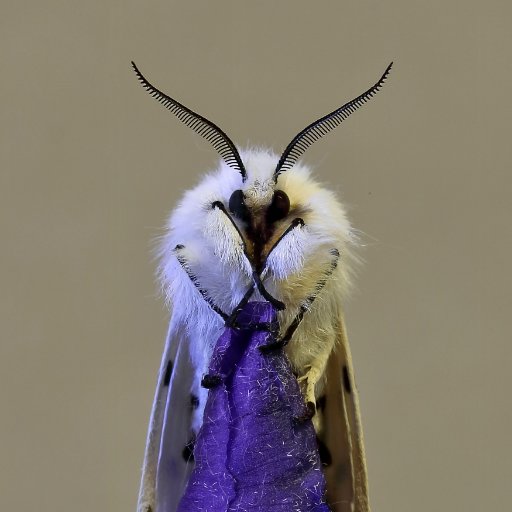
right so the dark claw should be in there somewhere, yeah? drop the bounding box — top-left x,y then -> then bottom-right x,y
292,401 -> 316,424
305,401 -> 317,418
259,339 -> 285,353
201,374 -> 223,389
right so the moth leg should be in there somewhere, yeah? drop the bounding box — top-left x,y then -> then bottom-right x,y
260,248 -> 340,354
283,249 -> 341,425
296,349 -> 333,431
201,374 -> 223,388
174,245 -> 229,321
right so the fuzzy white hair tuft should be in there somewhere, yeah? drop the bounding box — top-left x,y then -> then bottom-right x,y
155,148 -> 359,431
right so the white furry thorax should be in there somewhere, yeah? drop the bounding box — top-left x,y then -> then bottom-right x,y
157,148 -> 357,403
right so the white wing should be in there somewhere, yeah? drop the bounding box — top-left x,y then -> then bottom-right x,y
137,313 -> 194,512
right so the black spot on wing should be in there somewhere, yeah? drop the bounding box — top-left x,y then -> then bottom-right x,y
182,437 -> 195,462
316,436 -> 332,467
342,365 -> 352,394
190,394 -> 200,409
316,395 -> 327,411
163,360 -> 173,386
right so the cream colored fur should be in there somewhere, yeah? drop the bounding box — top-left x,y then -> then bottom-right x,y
156,148 -> 358,432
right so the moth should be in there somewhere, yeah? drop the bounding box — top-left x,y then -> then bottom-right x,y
132,61 -> 392,512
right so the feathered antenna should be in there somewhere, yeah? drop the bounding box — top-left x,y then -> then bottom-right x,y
132,61 -> 247,181
274,62 -> 393,179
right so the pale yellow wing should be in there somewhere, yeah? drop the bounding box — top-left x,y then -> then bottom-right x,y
322,310 -> 371,512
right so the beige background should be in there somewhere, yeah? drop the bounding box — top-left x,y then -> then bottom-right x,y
1,1 -> 511,511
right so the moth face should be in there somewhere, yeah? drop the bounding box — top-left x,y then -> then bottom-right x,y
161,149 -> 354,312
137,59 -> 390,313
227,181 -> 293,271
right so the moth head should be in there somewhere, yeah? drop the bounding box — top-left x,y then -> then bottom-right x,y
132,61 -> 392,303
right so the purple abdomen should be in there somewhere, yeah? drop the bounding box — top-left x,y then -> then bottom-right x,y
176,302 -> 330,512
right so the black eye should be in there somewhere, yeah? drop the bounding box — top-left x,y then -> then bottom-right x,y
228,189 -> 250,222
267,190 -> 290,223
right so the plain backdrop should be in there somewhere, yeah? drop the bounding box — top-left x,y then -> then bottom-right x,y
1,1 -> 511,511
